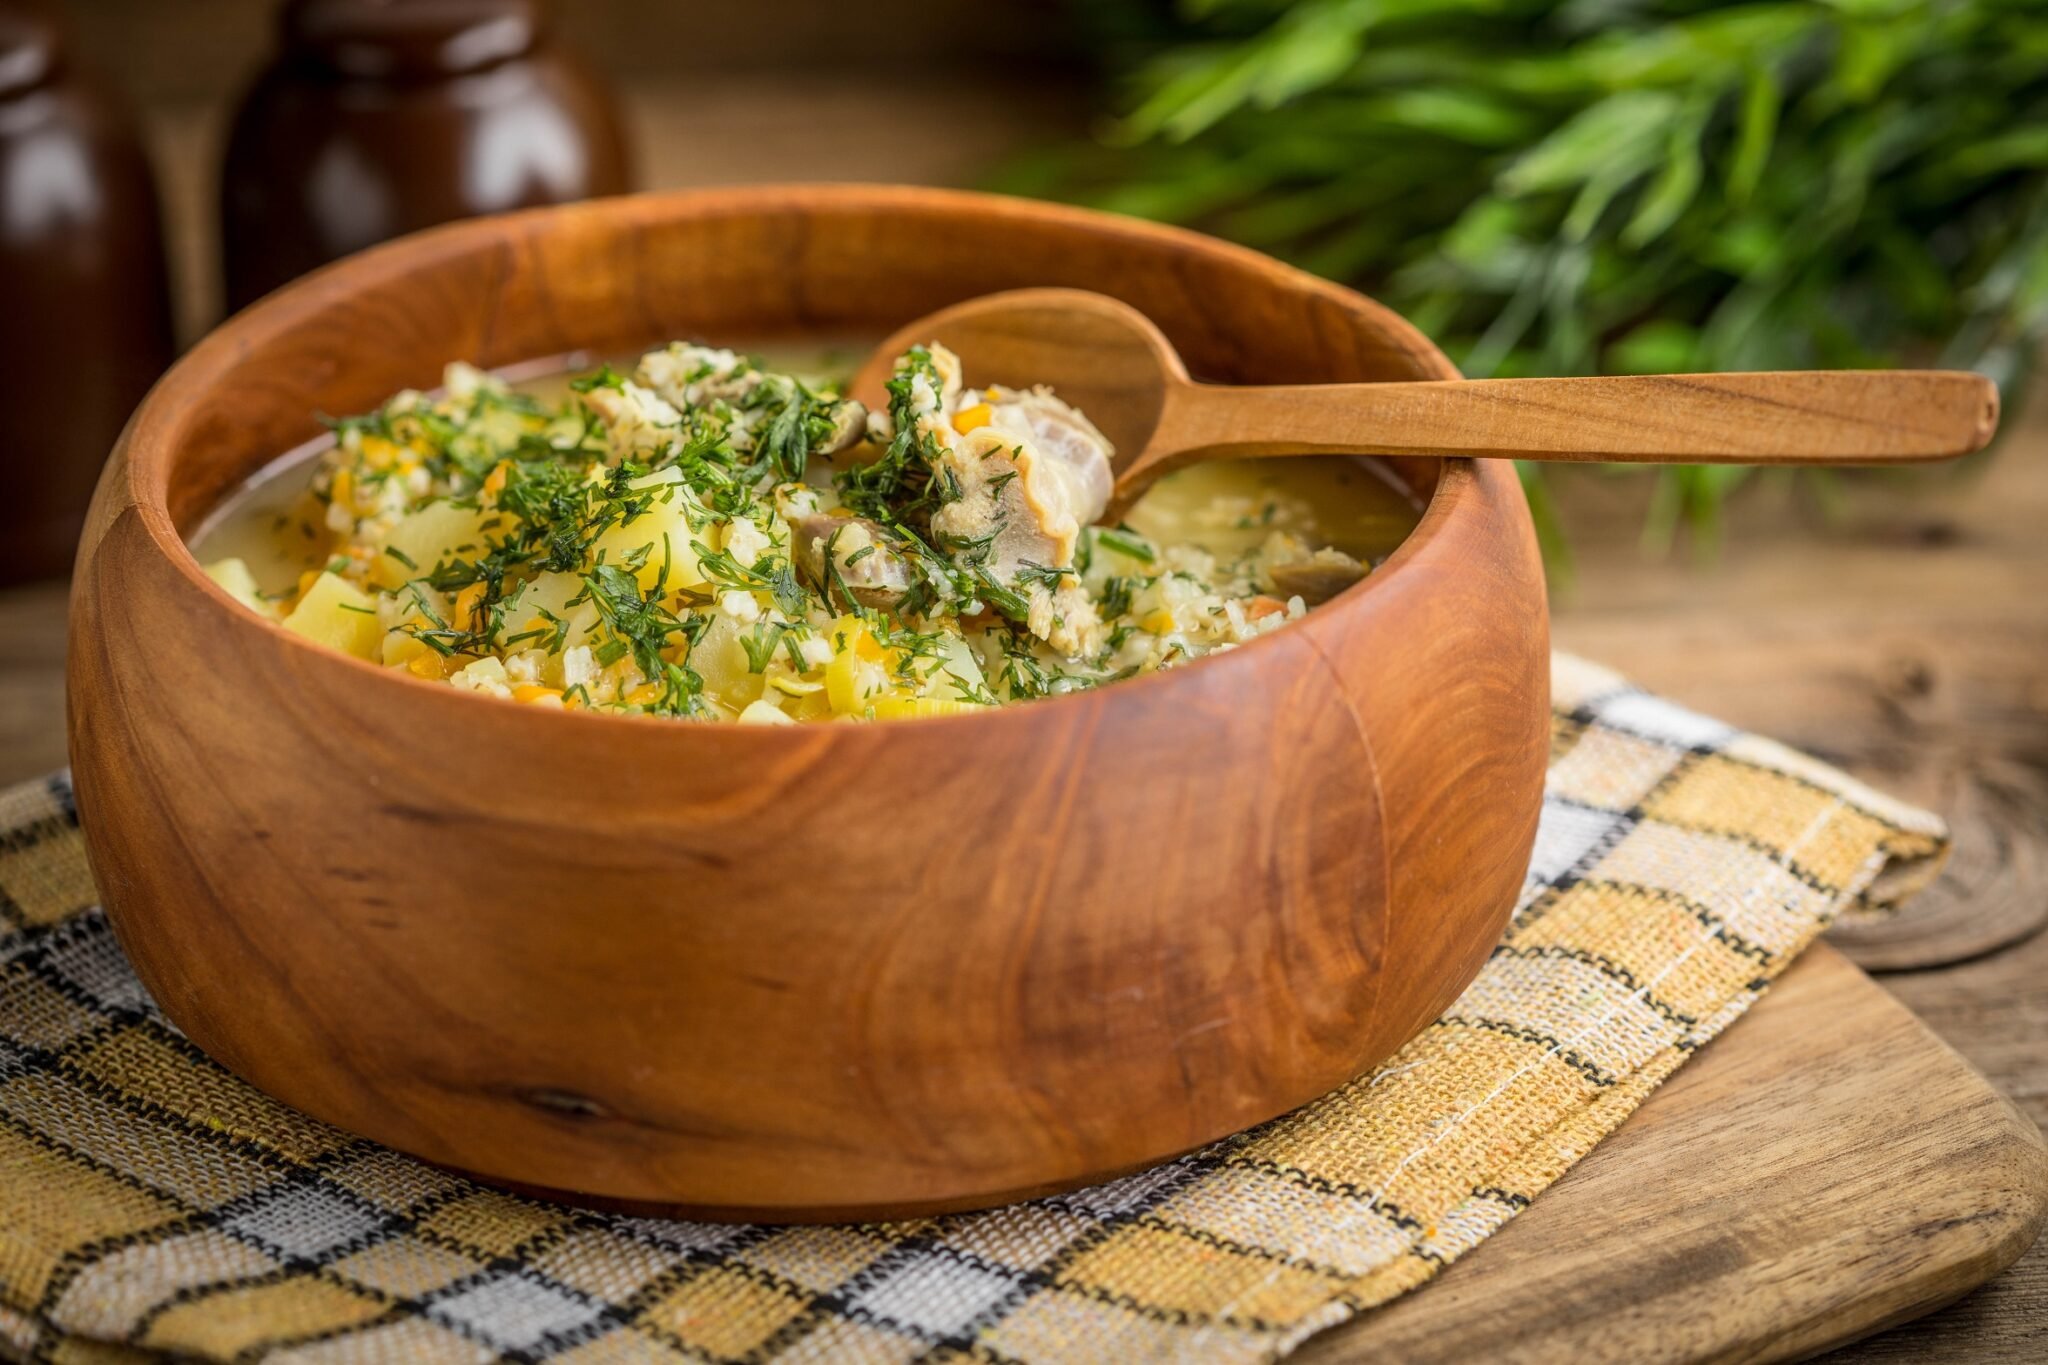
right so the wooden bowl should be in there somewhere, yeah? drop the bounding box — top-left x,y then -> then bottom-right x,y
67,186 -> 1549,1220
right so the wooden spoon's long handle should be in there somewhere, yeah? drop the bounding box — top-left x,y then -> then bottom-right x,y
1151,370 -> 1999,469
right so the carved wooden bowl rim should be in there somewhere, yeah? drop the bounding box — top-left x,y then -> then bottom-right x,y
109,184 -> 1499,741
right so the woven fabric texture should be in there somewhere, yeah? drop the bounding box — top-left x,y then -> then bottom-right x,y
1,653 -> 1947,1365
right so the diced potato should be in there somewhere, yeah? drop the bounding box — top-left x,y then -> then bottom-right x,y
371,499 -> 488,589
511,570 -> 580,618
382,634 -> 429,667
589,489 -> 708,592
870,695 -> 985,720
377,584 -> 449,666
628,466 -> 684,492
783,687 -> 834,723
501,572 -> 601,649
919,631 -> 988,703
202,558 -> 272,617
447,655 -> 510,694
690,614 -> 766,709
282,573 -> 381,661
736,699 -> 794,725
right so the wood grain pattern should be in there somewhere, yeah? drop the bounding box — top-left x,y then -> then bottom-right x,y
1536,379 -> 2048,1359
1157,370 -> 1999,464
63,186 -> 1550,1219
1547,440 -> 2048,976
855,289 -> 1996,522
1300,945 -> 2048,1364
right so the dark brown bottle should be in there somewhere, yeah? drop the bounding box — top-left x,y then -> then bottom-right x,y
221,0 -> 630,313
0,0 -> 175,583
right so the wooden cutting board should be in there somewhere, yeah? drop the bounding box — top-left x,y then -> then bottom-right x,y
1302,944 -> 2048,1363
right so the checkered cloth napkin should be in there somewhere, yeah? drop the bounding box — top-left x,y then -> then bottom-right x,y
0,654 -> 1947,1365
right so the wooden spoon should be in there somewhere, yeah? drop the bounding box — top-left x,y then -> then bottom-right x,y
851,288 -> 2000,522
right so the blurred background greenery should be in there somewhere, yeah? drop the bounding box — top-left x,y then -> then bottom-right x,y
1001,0 -> 2048,557
49,0 -> 2048,558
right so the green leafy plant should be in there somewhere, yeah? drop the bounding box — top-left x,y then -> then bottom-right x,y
1001,0 -> 2048,555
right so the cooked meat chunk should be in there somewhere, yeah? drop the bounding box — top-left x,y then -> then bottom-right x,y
817,399 -> 870,456
790,513 -> 914,612
578,381 -> 681,459
1268,548 -> 1369,605
637,343 -> 755,408
981,387 -> 1114,528
903,347 -> 1117,653
930,428 -> 1084,580
638,343 -> 865,463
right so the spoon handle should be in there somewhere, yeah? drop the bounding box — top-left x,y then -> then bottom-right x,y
1151,370 -> 1999,469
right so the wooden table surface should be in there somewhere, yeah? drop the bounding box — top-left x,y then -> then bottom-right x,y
24,410 -> 2046,1363
17,58 -> 2045,1360
1538,402 -> 2048,1362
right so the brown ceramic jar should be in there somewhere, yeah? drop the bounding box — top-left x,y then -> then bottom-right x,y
221,0 -> 630,313
0,0 -> 175,584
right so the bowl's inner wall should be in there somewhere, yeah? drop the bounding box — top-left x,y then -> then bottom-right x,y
157,195 -> 1453,535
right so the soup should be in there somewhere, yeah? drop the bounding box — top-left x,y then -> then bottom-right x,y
191,343 -> 1421,722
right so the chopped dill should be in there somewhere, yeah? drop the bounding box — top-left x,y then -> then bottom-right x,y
226,337 -> 1360,722
1094,527 -> 1156,563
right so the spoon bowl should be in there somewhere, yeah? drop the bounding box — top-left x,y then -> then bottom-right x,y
851,287 -> 1186,465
